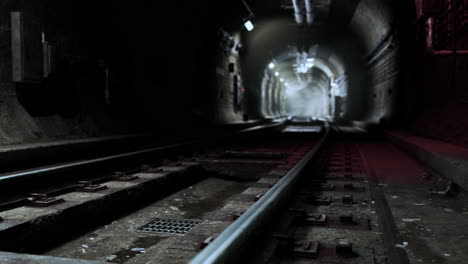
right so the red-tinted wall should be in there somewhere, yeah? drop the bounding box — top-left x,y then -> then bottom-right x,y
408,0 -> 468,147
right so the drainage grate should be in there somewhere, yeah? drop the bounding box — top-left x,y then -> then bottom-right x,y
135,218 -> 201,235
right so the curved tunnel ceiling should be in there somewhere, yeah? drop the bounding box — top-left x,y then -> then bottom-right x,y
234,0 -> 396,123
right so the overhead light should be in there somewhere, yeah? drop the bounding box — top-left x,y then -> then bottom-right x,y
280,78 -> 285,82
274,72 -> 280,77
244,20 -> 254,31
268,62 -> 275,69
295,52 -> 316,74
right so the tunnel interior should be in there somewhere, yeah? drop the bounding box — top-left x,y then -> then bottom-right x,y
214,0 -> 404,127
259,41 -> 353,120
2,0 -> 468,263
0,0 -> 425,143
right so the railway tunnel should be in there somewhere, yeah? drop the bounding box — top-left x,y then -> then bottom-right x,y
0,0 -> 467,263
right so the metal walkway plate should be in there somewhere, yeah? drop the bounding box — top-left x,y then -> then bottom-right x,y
136,218 -> 201,235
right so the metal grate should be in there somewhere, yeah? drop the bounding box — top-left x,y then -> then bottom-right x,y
136,218 -> 201,235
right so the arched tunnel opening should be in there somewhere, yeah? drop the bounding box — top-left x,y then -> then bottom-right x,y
236,0 -> 397,125
1,1 -> 468,263
259,44 -> 353,121
2,0 -> 410,134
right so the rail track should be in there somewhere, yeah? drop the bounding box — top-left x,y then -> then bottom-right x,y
0,122 -> 465,264
0,121 -> 320,259
192,134 -> 408,264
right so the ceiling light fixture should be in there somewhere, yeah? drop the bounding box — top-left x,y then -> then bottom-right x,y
241,0 -> 255,32
244,20 -> 254,32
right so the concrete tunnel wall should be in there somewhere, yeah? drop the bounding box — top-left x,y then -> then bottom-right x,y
0,0 -> 247,146
348,0 -> 400,124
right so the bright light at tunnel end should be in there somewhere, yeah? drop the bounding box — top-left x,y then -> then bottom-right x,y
259,37 -> 349,121
244,21 -> 254,31
295,56 -> 316,74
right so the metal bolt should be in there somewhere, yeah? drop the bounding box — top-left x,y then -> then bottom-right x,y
200,235 -> 217,249
342,194 -> 354,204
336,239 -> 353,256
26,193 -> 64,207
232,211 -> 244,220
304,213 -> 327,225
28,193 -> 48,199
76,181 -> 107,192
292,240 -> 320,258
254,193 -> 264,201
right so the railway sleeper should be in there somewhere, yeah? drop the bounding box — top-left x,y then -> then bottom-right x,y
0,162 -> 203,253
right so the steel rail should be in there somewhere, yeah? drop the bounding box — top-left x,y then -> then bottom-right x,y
190,124 -> 329,264
0,122 -> 285,185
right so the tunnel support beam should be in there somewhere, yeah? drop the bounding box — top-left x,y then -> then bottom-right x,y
292,0 -> 304,24
304,0 -> 314,25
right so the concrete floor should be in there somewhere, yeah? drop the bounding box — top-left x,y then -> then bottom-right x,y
46,177 -> 252,264
387,186 -> 468,263
358,142 -> 468,264
4,133 -> 467,264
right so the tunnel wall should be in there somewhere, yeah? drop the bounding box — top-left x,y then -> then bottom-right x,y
352,0 -> 468,149
0,1 -> 245,146
409,48 -> 468,147
0,0 -> 129,145
394,0 -> 468,149
348,0 -> 399,124
212,33 -> 247,124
